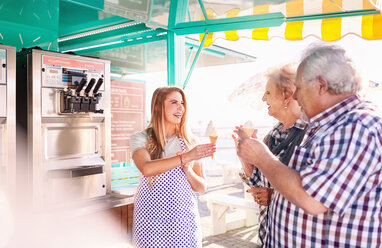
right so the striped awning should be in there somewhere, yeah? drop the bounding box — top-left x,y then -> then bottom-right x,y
199,0 -> 382,46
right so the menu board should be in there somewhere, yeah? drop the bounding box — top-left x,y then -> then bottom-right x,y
111,80 -> 145,164
0,49 -> 6,84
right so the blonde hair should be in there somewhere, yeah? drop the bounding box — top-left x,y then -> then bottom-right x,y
145,86 -> 192,159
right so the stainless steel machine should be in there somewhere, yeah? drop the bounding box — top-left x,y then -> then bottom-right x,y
16,48 -> 111,208
0,45 -> 16,200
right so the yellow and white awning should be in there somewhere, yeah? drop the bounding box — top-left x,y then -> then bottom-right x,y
199,0 -> 382,46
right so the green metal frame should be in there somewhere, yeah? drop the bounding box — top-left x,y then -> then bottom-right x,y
59,15 -> 130,37
168,0 -> 189,29
186,45 -> 223,58
61,0 -> 105,11
197,0 -> 209,21
59,22 -> 166,52
167,0 -> 189,86
70,33 -> 167,55
183,33 -> 206,89
185,37 -> 256,60
185,47 -> 194,68
167,32 -> 185,86
172,12 -> 285,35
59,0 -> 133,37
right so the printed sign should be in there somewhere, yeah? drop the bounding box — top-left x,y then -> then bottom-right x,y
111,80 -> 145,163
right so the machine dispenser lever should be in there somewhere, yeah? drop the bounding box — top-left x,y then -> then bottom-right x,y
76,78 -> 87,94
84,78 -> 96,94
93,78 -> 103,94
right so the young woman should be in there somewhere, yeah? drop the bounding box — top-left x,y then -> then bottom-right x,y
130,86 -> 215,248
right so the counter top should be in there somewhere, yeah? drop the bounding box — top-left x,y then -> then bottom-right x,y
44,193 -> 135,217
72,193 -> 135,216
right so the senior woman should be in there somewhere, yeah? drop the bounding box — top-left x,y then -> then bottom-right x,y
234,64 -> 307,247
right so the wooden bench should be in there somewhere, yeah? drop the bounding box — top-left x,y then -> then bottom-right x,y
199,194 -> 259,235
220,163 -> 242,184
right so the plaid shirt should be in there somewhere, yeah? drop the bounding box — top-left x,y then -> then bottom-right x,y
249,120 -> 306,246
266,95 -> 382,247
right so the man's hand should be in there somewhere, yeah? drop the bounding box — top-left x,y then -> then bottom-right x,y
235,128 -> 272,166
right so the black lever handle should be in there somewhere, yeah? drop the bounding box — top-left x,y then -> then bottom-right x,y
93,78 -> 104,94
76,78 -> 87,94
84,78 -> 96,94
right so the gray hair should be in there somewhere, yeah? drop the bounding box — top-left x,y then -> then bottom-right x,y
265,64 -> 296,99
298,44 -> 361,94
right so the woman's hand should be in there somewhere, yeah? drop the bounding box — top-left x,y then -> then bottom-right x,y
247,187 -> 274,206
233,125 -> 258,141
232,125 -> 243,150
184,143 -> 216,163
233,130 -> 254,176
233,126 -> 259,176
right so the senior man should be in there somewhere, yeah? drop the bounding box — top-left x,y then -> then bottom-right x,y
237,44 -> 382,247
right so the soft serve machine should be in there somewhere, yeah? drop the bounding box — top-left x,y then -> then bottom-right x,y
16,48 -> 111,208
0,45 -> 16,199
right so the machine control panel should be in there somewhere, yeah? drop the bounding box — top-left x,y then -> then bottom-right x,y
41,55 -> 105,114
42,55 -> 105,89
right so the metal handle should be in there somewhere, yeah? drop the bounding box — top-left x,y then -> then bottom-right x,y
75,78 -> 87,93
93,78 -> 103,94
84,78 -> 96,94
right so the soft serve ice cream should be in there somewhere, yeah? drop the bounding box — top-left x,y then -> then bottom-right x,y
205,120 -> 218,137
242,120 -> 254,137
205,121 -> 218,158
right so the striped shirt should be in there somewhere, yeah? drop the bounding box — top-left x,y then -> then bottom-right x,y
266,95 -> 382,247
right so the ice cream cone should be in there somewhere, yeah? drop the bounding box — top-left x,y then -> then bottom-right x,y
209,135 -> 218,159
242,127 -> 254,137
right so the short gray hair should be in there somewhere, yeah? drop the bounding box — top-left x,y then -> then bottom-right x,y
265,64 -> 296,99
298,44 -> 361,94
